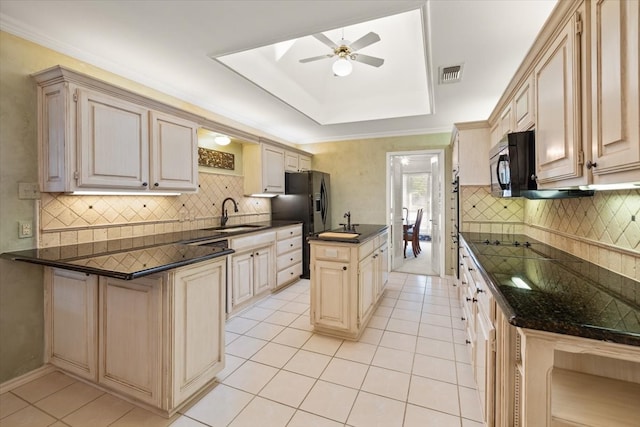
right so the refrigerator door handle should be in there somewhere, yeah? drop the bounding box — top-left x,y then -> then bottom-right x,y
320,177 -> 328,227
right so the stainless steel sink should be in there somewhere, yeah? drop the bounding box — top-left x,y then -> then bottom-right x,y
202,224 -> 266,233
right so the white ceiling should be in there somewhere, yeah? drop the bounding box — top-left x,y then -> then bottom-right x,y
0,0 -> 557,145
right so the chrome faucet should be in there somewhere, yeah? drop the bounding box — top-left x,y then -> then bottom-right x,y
340,211 -> 357,232
221,197 -> 238,226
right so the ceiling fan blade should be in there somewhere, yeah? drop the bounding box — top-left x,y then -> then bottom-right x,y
313,33 -> 338,50
299,54 -> 334,63
352,53 -> 384,67
349,32 -> 381,52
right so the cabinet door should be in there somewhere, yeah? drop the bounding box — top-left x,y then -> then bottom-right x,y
99,275 -> 162,406
76,88 -> 149,189
312,260 -> 350,331
171,260 -> 225,407
150,111 -> 198,191
378,242 -> 389,298
591,0 -> 640,184
231,252 -> 254,307
262,144 -> 285,193
299,155 -> 312,171
358,253 -> 376,323
45,268 -> 98,380
534,12 -> 584,185
514,75 -> 535,131
285,151 -> 299,172
475,308 -> 496,427
253,246 -> 273,295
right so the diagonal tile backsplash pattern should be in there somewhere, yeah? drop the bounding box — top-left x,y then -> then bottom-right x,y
461,186 -> 639,281
39,173 -> 270,247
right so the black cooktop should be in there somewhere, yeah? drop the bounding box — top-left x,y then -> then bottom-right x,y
462,233 -> 640,346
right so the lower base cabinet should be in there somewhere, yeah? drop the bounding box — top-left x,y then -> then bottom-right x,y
310,229 -> 388,340
45,258 -> 226,417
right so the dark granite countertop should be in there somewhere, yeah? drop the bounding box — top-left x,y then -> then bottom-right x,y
1,220 -> 301,280
308,224 -> 388,244
460,232 -> 640,346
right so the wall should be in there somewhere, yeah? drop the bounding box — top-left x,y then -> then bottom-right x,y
304,134 -> 453,272
460,185 -> 640,282
0,32 -> 270,382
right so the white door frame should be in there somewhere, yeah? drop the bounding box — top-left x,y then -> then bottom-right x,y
385,149 -> 445,277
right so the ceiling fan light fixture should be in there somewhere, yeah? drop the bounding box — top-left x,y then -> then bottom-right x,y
214,135 -> 231,146
332,57 -> 352,77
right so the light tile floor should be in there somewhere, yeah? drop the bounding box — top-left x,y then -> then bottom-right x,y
0,272 -> 484,427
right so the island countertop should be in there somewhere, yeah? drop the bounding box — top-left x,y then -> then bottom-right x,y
460,232 -> 640,347
1,220 -> 300,280
309,224 -> 388,244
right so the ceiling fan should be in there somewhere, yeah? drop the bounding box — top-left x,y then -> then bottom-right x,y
299,31 -> 384,77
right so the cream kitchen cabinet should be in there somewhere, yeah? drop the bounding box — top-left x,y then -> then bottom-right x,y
275,224 -> 303,290
243,142 -> 285,195
33,66 -> 199,193
589,0 -> 640,186
513,74 -> 535,132
44,258 -> 226,416
452,122 -> 491,185
44,268 -> 98,381
285,151 -> 312,172
459,239 -> 495,427
534,6 -> 586,188
309,228 -> 388,340
228,230 -> 276,314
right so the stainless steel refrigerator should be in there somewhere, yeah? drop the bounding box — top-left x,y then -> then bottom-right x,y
271,171 -> 331,279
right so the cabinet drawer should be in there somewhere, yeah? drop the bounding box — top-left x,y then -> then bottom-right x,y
231,231 -> 276,251
277,250 -> 302,270
314,245 -> 351,262
277,225 -> 302,240
277,235 -> 302,254
277,263 -> 302,286
358,239 -> 375,260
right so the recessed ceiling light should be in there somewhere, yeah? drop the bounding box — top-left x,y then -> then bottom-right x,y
214,135 -> 231,146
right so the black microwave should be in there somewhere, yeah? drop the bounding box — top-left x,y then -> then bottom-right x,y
489,131 -> 536,198
489,130 -> 594,199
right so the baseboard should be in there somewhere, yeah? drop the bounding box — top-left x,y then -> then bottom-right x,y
0,364 -> 56,394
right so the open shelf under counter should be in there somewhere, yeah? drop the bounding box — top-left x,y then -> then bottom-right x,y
551,368 -> 640,427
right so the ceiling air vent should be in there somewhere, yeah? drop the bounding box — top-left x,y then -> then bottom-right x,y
439,64 -> 463,84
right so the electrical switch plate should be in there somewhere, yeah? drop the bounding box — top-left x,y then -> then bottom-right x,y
18,182 -> 40,200
18,220 -> 33,238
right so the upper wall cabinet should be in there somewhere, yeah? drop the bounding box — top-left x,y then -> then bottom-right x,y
589,0 -> 640,185
33,66 -> 199,193
513,74 -> 535,132
453,122 -> 491,185
285,150 -> 312,172
243,142 -> 285,195
534,6 -> 586,187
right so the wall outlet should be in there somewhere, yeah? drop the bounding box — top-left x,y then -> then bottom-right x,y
18,220 -> 33,238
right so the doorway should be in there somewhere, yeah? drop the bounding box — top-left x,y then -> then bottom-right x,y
386,150 -> 444,276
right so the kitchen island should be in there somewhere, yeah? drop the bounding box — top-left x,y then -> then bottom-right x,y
0,220 -> 301,417
308,225 -> 388,340
458,232 -> 640,427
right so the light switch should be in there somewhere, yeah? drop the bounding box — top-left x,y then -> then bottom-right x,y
18,220 -> 33,238
18,182 -> 40,200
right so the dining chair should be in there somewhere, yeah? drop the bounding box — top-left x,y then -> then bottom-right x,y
403,208 -> 423,258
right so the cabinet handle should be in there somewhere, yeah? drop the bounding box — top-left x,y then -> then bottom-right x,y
290,243 -> 294,247
154,182 -> 159,187
472,298 -> 478,303
466,339 -> 471,345
476,288 -> 485,293
343,266 -> 347,271
468,267 -> 474,272
290,257 -> 293,261
264,188 -> 268,192
250,254 -> 254,257
142,182 -> 148,187
462,255 -> 467,258
290,231 -> 293,235
461,316 -> 466,321
586,160 -> 597,169
290,272 -> 294,275
461,281 -> 467,285
466,297 -> 471,302
255,252 -> 259,256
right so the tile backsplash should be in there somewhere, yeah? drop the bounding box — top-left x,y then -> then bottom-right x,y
39,173 -> 270,247
460,186 -> 639,281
